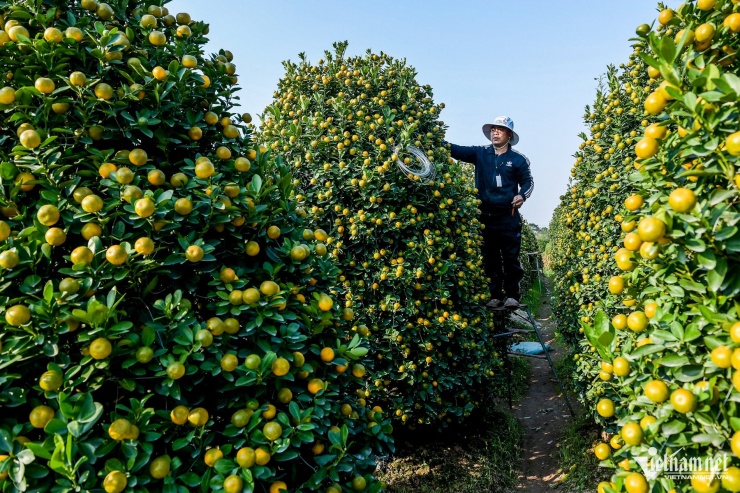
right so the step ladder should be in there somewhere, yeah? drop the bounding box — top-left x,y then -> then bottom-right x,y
489,304 -> 576,417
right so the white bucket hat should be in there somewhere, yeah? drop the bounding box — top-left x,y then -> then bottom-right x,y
482,116 -> 519,146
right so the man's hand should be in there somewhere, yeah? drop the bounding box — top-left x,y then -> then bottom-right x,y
512,194 -> 524,208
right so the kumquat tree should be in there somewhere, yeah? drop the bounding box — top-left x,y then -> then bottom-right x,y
257,42 -> 505,430
12,0 -> 740,491
551,1 -> 740,492
0,1 -> 391,492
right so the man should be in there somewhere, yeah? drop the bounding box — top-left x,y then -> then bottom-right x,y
446,116 -> 534,308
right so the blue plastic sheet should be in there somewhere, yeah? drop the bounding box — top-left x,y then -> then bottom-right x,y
510,341 -> 552,355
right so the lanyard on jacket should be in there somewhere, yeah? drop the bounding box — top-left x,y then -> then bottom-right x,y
492,146 -> 507,187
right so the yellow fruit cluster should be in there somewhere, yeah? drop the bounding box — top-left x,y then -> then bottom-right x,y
258,42 -> 504,428
0,2 -> 389,492
553,1 -> 740,492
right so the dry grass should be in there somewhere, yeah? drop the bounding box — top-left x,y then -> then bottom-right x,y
379,406 -> 523,493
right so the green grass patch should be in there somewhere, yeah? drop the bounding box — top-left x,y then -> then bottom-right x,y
521,279 -> 545,314
550,299 -> 610,491
491,355 -> 531,402
552,412 -> 612,491
515,281 -> 546,343
554,348 -> 580,398
489,280 -> 545,401
380,407 -> 523,493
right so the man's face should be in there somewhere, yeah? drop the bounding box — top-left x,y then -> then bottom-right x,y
490,126 -> 511,146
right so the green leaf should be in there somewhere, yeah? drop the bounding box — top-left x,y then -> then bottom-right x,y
629,343 -> 664,359
172,437 -> 190,451
49,436 -> 67,475
43,280 -> 54,303
0,161 -> 18,180
87,300 -> 109,326
157,190 -> 173,204
691,433 -> 725,447
76,394 -> 95,420
67,420 -> 83,438
41,243 -> 53,259
670,322 -> 685,341
106,289 -> 117,308
659,35 -> 677,64
582,310 -> 614,360
44,419 -> 68,435
66,433 -> 73,466
347,347 -> 368,359
0,430 -> 10,453
328,428 -> 341,447
314,454 -> 334,467
163,254 -> 184,265
25,442 -> 51,460
707,258 -> 728,293
658,354 -> 689,367
727,236 -> 740,254
274,449 -> 299,461
167,60 -> 180,75
678,279 -> 706,294
340,424 -> 348,446
249,175 -> 263,194
347,333 -> 361,349
697,250 -> 717,270
260,321 -> 275,336
710,189 -> 736,207
213,458 -> 235,475
200,467 -> 212,492
721,73 -> 740,96
10,461 -> 26,490
672,364 -> 703,382
716,226 -> 738,242
108,321 -> 133,334
181,473 -> 201,487
72,309 -> 88,323
143,275 -> 159,295
662,420 -> 687,436
142,326 -> 155,347
698,307 -> 724,325
685,237 -> 706,252
79,401 -> 103,424
684,324 -> 702,342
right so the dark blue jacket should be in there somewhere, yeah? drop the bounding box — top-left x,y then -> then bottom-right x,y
448,143 -> 534,214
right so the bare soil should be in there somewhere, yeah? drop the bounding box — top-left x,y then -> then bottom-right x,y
379,292 -> 585,493
511,299 -> 581,492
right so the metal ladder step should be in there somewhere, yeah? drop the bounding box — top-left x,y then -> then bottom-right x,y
506,328 -> 535,334
488,303 -> 576,417
508,352 -> 548,360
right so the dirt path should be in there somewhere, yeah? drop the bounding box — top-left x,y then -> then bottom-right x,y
511,298 -> 578,492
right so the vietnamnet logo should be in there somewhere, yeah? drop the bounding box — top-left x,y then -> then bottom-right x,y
634,447 -> 730,480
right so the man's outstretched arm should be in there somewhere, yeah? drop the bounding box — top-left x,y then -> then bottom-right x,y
445,141 -> 478,164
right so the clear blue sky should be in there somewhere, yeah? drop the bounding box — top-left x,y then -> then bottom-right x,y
173,0 -> 677,228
